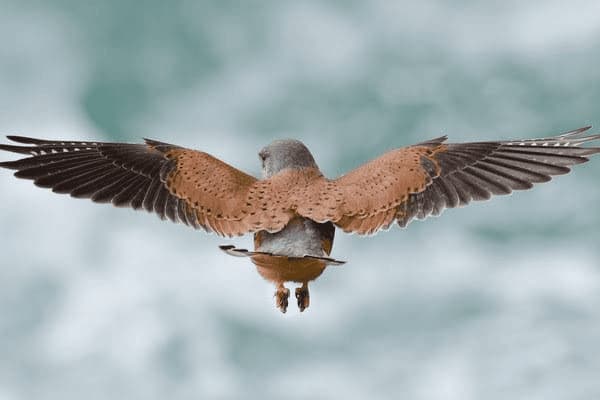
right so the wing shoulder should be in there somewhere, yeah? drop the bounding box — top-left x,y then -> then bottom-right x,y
327,139 -> 446,234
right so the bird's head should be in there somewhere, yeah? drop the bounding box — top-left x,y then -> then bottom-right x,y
259,139 -> 319,178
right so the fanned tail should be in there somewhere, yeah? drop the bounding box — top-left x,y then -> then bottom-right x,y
219,245 -> 346,266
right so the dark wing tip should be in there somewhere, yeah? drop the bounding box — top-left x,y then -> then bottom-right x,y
6,135 -> 49,144
503,126 -> 600,148
0,160 -> 14,168
558,125 -> 592,137
0,143 -> 35,155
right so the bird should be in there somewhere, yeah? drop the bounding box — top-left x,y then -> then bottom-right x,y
1,127 -> 599,313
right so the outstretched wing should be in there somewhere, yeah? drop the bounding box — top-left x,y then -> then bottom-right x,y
0,136 -> 260,236
326,126 -> 600,234
2,127 -> 599,238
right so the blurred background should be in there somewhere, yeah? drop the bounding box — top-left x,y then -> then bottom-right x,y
1,1 -> 600,399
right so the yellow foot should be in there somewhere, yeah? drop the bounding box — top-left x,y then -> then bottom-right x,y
275,286 -> 290,313
295,284 -> 310,312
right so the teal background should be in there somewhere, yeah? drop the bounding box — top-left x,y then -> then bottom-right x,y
1,1 -> 600,399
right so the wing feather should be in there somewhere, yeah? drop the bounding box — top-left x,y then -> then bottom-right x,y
0,136 -> 269,235
0,137 -> 204,229
2,127 -> 599,237
296,127 -> 598,233
393,127 -> 600,228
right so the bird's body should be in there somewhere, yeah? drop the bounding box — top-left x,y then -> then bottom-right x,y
253,217 -> 335,311
218,215 -> 337,312
1,127 -> 600,312
222,140 -> 341,311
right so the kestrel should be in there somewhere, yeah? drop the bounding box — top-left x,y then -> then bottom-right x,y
1,127 -> 599,312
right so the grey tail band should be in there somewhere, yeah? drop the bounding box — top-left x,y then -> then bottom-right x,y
219,245 -> 346,266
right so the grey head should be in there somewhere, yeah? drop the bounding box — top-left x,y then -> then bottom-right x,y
258,139 -> 319,178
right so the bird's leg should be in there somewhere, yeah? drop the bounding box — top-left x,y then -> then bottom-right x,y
274,283 -> 290,313
295,282 -> 310,312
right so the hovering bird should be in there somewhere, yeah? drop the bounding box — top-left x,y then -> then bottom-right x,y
1,127 -> 599,312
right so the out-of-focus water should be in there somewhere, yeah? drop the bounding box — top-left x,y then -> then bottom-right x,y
1,1 -> 599,399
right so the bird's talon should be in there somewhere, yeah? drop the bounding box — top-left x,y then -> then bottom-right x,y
295,286 -> 310,312
275,287 -> 290,313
